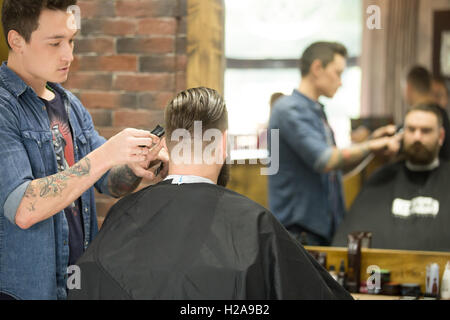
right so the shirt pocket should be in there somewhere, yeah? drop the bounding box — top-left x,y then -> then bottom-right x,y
22,130 -> 53,177
75,132 -> 90,159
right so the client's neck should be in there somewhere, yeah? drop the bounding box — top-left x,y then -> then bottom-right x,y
168,163 -> 220,184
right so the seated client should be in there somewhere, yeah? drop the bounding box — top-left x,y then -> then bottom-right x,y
69,87 -> 352,300
333,103 -> 450,251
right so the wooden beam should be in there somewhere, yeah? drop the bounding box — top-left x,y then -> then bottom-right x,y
186,0 -> 225,94
0,0 -> 8,63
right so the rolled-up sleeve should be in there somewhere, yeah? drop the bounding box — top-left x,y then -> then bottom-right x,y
0,101 -> 34,225
276,103 -> 333,172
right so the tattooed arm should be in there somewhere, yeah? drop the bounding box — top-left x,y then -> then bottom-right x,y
15,128 -> 159,230
107,137 -> 170,198
107,165 -> 142,198
15,152 -> 109,229
323,135 -> 400,173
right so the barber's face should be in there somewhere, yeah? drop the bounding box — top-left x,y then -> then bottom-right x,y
19,9 -> 76,84
403,111 -> 443,165
316,54 -> 346,98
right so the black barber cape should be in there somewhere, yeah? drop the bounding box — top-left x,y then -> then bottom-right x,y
333,160 -> 450,251
68,180 -> 352,300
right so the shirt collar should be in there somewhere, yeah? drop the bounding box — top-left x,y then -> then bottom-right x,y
0,62 -> 67,99
164,175 -> 215,185
292,89 -> 324,113
0,62 -> 29,98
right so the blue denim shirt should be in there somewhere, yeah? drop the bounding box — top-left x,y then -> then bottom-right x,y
268,90 -> 346,241
0,62 -> 110,300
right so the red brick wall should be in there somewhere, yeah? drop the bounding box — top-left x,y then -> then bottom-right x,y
64,0 -> 187,227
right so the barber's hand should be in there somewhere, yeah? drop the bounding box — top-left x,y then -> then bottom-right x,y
382,132 -> 403,159
370,124 -> 397,139
129,138 -> 169,182
101,128 -> 159,168
368,133 -> 403,157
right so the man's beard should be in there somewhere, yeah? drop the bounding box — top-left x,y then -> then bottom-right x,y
217,163 -> 230,187
404,141 -> 440,165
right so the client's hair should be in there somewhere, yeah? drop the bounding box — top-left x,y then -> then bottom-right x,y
164,87 -> 228,149
406,103 -> 443,127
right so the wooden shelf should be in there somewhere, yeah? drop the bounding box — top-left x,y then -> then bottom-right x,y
305,246 -> 450,294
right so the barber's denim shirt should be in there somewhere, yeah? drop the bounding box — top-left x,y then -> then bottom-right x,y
268,90 -> 346,241
0,63 -> 110,300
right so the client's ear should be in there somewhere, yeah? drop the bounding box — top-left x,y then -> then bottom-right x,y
439,127 -> 445,146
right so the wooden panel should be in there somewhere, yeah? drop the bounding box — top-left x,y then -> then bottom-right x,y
0,0 -> 8,62
186,0 -> 225,94
342,155 -> 389,209
228,163 -> 268,208
306,246 -> 450,294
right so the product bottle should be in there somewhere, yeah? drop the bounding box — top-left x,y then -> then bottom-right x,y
430,263 -> 440,298
329,265 -> 338,281
337,260 -> 346,287
441,262 -> 450,300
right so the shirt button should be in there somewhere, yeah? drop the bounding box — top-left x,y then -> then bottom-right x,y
85,241 -> 89,246
84,208 -> 88,213
64,241 -> 67,246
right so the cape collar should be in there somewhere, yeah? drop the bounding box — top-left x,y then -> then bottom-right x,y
405,158 -> 440,172
164,175 -> 215,185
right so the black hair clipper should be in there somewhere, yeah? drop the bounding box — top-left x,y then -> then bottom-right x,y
151,125 -> 165,138
149,125 -> 165,176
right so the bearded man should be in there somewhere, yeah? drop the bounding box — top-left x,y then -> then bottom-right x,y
333,103 -> 450,251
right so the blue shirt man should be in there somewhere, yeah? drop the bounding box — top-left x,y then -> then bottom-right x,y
269,90 -> 346,244
268,42 -> 397,245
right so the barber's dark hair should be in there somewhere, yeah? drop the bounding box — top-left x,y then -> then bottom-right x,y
2,0 -> 77,49
406,65 -> 432,94
299,41 -> 348,77
406,102 -> 443,127
165,87 -> 228,148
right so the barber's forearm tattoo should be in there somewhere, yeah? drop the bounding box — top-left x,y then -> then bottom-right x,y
23,183 -> 37,212
334,142 -> 371,170
107,165 -> 142,198
23,158 -> 91,211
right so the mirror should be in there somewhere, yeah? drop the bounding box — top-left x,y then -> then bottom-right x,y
224,0 -> 450,252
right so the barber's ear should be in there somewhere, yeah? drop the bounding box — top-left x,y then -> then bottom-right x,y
309,59 -> 324,77
8,30 -> 26,53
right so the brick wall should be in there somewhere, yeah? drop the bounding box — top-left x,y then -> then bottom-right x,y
64,0 -> 187,227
